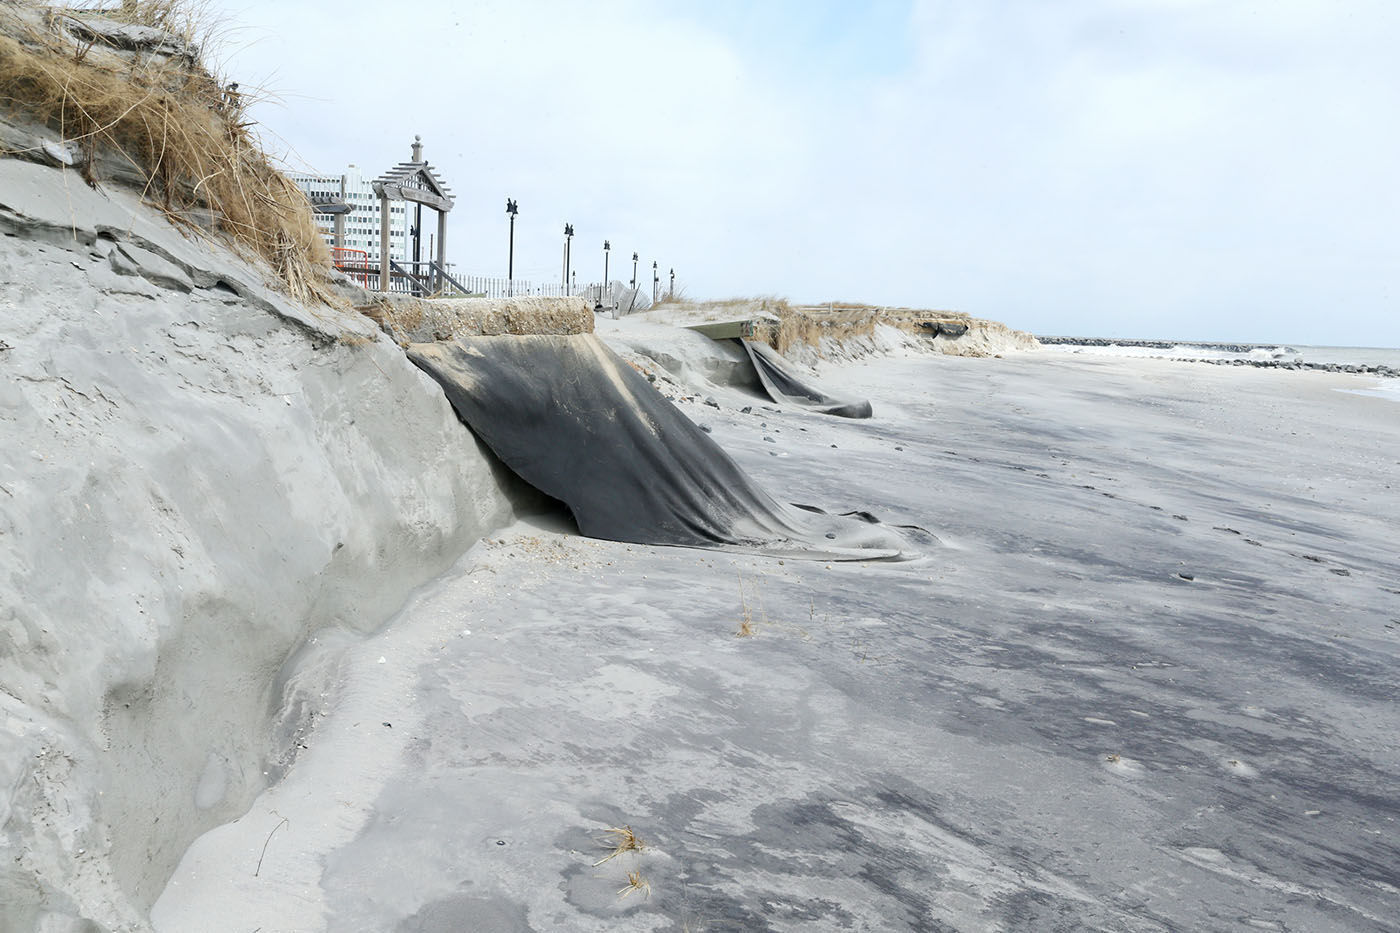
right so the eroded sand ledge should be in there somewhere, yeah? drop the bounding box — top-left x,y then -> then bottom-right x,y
0,158 -> 529,929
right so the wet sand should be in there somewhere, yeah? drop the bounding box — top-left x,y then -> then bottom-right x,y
155,352 -> 1400,932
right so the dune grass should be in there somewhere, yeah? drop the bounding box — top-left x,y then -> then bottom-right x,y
0,0 -> 332,301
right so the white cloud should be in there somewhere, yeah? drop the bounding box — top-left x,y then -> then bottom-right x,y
214,0 -> 1400,343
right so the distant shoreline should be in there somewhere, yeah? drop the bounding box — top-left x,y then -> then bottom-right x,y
1037,336 -> 1400,378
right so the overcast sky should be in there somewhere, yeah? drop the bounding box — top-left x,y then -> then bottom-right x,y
211,0 -> 1398,345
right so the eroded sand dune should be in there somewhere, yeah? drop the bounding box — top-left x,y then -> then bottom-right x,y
0,156 -> 523,929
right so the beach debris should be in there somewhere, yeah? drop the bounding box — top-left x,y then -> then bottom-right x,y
254,815 -> 289,877
1176,573 -> 1195,581
594,825 -> 646,865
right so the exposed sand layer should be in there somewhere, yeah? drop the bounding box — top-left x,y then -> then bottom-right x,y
354,291 -> 595,344
155,350 -> 1400,931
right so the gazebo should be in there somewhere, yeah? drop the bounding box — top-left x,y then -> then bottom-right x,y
372,136 -> 455,293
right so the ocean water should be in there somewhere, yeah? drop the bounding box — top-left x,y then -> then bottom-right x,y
1043,341 -> 1400,370
1292,345 -> 1400,368
1041,340 -> 1400,404
1345,381 -> 1400,403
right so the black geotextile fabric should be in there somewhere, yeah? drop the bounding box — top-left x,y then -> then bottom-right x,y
736,339 -> 874,419
408,335 -> 909,559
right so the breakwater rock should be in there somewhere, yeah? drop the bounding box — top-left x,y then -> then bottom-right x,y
1037,335 -> 1290,354
1197,357 -> 1400,377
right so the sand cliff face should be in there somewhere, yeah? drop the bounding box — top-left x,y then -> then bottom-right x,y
0,158 -> 520,930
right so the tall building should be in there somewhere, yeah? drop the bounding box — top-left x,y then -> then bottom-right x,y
288,165 -> 411,262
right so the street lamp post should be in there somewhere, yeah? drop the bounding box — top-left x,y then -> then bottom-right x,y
505,198 -> 518,296
630,252 -> 638,290
602,240 -> 611,308
652,260 -> 659,304
562,223 -> 573,294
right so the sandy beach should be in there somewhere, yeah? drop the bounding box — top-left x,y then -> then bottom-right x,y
2,4 -> 1396,929
153,348 -> 1400,932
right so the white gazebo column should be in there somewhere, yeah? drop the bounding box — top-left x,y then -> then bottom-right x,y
435,209 -> 447,293
333,174 -> 346,251
378,191 -> 391,292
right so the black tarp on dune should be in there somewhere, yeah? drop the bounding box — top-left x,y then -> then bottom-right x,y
409,335 -> 909,559
736,339 -> 873,419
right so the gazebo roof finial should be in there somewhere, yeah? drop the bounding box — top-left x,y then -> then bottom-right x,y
411,134 -> 423,163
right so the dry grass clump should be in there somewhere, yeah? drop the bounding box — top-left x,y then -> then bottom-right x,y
0,1 -> 332,302
617,870 -> 651,900
735,572 -> 769,638
593,825 -> 646,865
650,283 -> 690,307
745,300 -> 877,356
775,307 -> 877,356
